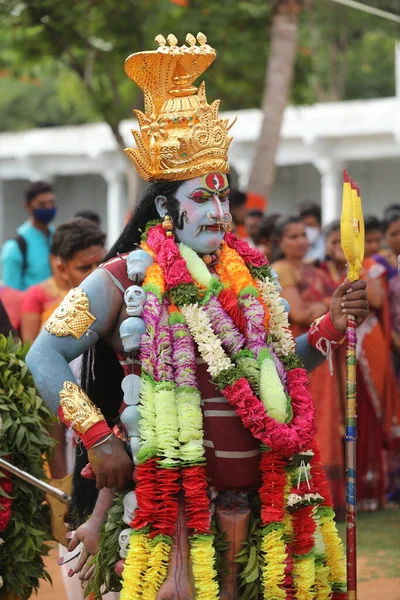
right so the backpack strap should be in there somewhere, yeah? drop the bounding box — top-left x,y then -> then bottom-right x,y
14,235 -> 28,272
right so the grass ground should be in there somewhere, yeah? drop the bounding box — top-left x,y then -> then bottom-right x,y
37,509 -> 400,599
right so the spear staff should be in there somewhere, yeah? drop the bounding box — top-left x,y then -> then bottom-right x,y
340,170 -> 365,600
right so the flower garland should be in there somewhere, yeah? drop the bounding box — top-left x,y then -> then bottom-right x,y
122,228 -> 217,598
119,222 -> 345,600
0,470 -> 12,533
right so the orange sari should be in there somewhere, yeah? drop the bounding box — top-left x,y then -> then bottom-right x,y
324,258 -> 400,509
272,260 -> 346,517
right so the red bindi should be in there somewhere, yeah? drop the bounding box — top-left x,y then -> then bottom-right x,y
205,173 -> 225,191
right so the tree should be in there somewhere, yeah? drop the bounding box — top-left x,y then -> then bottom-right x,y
247,0 -> 304,202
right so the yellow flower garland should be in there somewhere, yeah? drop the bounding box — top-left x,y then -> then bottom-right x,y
315,563 -> 332,600
120,531 -> 151,600
141,537 -> 172,600
318,509 -> 346,584
190,535 -> 219,600
261,529 -> 287,600
293,554 -> 316,600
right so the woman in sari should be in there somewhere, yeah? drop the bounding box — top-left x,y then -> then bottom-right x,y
322,218 -> 400,509
272,216 -> 346,517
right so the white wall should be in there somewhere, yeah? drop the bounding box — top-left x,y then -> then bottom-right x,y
268,158 -> 400,221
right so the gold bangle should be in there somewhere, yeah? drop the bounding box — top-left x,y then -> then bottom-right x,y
89,433 -> 114,449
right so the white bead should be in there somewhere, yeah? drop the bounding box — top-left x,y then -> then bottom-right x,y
120,405 -> 139,437
121,374 -> 141,406
130,436 -> 141,458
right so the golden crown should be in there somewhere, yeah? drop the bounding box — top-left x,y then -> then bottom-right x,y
124,33 -> 235,182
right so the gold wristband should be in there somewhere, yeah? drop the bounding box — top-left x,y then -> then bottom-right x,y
59,381 -> 105,435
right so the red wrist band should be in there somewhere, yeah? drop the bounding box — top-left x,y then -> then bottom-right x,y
308,312 -> 345,350
81,421 -> 113,450
57,406 -> 112,450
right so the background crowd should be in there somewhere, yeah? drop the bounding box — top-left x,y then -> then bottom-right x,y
0,179 -> 400,525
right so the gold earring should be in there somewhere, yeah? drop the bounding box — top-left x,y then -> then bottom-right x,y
162,214 -> 174,237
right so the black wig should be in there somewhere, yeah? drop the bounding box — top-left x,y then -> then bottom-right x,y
70,178 -> 186,523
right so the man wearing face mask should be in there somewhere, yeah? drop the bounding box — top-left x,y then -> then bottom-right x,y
297,201 -> 326,263
1,181 -> 56,291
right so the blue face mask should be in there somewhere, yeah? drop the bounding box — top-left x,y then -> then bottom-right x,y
32,207 -> 57,224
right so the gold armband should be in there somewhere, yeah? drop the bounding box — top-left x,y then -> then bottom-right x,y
59,381 -> 105,434
44,288 -> 96,340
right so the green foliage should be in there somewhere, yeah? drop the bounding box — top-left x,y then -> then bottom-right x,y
0,335 -> 55,599
84,493 -> 125,598
169,283 -> 199,307
297,0 -> 400,103
280,352 -> 304,371
235,513 -> 264,600
0,0 -> 399,133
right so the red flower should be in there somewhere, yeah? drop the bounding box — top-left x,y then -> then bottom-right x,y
310,442 -> 333,507
0,474 -> 12,533
224,232 -> 268,268
291,506 -> 316,555
152,468 -> 181,537
284,551 -> 294,598
131,459 -> 159,530
218,288 -> 247,335
182,465 -> 211,534
259,452 -> 287,526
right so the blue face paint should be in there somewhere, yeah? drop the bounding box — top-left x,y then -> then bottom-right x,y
32,207 -> 57,224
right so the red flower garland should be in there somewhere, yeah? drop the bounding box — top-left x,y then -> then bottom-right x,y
222,372 -> 316,457
0,474 -> 12,532
131,459 -> 159,530
224,232 -> 268,268
291,504 -> 316,556
310,442 -> 333,508
152,468 -> 181,538
182,465 -> 211,533
284,552 -> 294,599
259,452 -> 287,525
218,288 -> 247,335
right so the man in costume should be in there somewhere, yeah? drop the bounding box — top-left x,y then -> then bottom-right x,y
27,33 -> 369,599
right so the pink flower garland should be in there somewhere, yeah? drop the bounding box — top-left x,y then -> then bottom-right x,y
147,225 -> 193,289
170,317 -> 198,388
221,370 -> 316,457
203,295 -> 245,355
140,290 -> 162,377
239,292 -> 266,357
224,232 -> 268,268
155,299 -> 174,381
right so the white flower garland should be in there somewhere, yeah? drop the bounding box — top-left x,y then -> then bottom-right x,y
256,278 -> 296,357
180,304 -> 231,378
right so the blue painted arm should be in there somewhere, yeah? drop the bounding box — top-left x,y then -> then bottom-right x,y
26,269 -> 123,412
295,333 -> 325,372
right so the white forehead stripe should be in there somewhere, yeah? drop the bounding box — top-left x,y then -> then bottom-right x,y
213,174 -> 220,191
